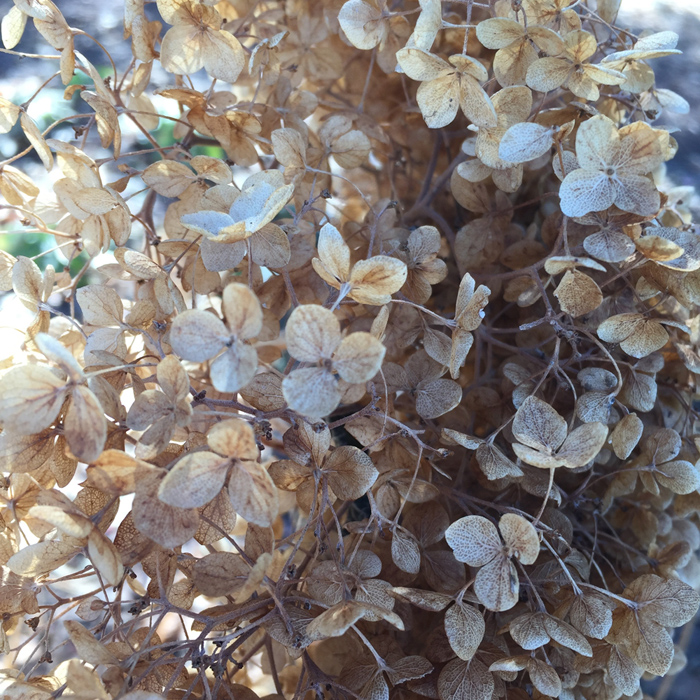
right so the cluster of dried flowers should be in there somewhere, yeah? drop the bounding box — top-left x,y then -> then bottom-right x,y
1,0 -> 700,698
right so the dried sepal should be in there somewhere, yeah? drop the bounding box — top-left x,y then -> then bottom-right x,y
312,223 -> 408,306
512,396 -> 608,469
445,514 -> 538,611
0,0 -> 698,696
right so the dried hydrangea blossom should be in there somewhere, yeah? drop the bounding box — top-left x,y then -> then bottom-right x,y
0,0 -> 698,697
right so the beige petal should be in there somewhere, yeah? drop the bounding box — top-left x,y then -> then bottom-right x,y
459,78 -> 498,128
575,115 -> 619,170
331,129 -> 371,169
499,513 -> 539,564
64,386 -> 107,464
324,445 -> 378,500
315,222 -> 350,285
333,332 -> 385,384
553,270 -> 603,317
285,304 -> 341,362
622,320 -> 668,358
141,160 -> 195,197
499,122 -> 554,164
339,0 -> 387,50
169,309 -> 229,362
209,340 -> 258,393
556,422 -> 608,468
20,112 -> 52,170
474,556 -> 518,612
200,28 -> 245,84
559,168 -> 617,217
512,395 -> 567,453
614,174 -> 660,217
526,57 -> 571,93
7,539 -> 79,578
513,442 -> 564,469
0,96 -> 20,133
222,282 -> 263,340
132,473 -> 200,549
249,223 -> 291,269
493,39 -> 538,87
396,47 -> 451,81
416,378 -> 461,419
509,613 -> 549,650
64,621 -> 119,666
158,451 -> 229,508
76,284 -> 124,326
416,74 -> 460,129
445,515 -> 501,566
350,256 -> 408,304
282,367 -> 341,418
228,461 -> 279,527
475,18 -> 525,49
87,529 -> 124,587
445,603 -> 485,660
597,313 -> 644,343
655,460 -> 700,494
192,551 -> 248,597
1,6 -> 27,50
611,413 -> 643,459
208,419 -> 259,460
391,526 -> 421,574
439,658 -> 494,700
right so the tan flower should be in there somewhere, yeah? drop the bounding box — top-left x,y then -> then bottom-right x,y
126,355 -> 192,459
180,170 -> 294,270
559,115 -> 669,217
395,225 -> 447,303
600,31 -> 681,94
157,0 -> 244,84
526,30 -> 626,101
521,0 -> 582,34
282,304 -> 386,418
597,312 -> 687,358
396,48 -> 497,129
476,17 -> 564,87
445,514 -> 539,611
269,421 -> 378,509
512,395 -> 608,469
312,222 -> 407,305
169,282 -> 263,393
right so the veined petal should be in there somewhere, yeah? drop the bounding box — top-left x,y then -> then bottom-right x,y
476,18 -> 526,50
565,71 -> 600,101
512,443 -> 565,469
575,114 -> 619,170
282,367 -> 342,418
396,47 -> 451,81
474,557 -> 519,612
565,30 -> 597,62
584,63 -> 626,86
210,341 -> 258,394
181,210 -> 235,236
416,74 -> 460,129
617,122 -> 666,175
339,0 -> 387,50
449,54 -> 488,82
200,29 -> 245,84
614,175 -> 660,216
459,79 -> 497,128
559,169 -> 616,217
493,39 -> 538,87
526,57 -> 571,93
160,25 -> 205,75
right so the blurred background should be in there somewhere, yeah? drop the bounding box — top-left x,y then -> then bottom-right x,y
0,0 -> 698,697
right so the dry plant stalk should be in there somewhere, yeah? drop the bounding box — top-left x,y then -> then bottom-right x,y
0,0 -> 700,698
